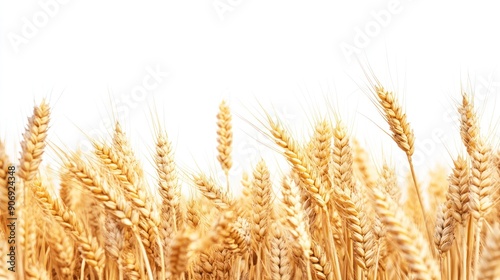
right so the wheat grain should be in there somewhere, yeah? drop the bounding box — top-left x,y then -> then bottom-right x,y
310,241 -> 333,280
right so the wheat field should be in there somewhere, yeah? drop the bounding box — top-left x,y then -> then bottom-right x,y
1,82 -> 500,280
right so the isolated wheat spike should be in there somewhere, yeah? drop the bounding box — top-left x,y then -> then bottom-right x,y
217,100 -> 233,178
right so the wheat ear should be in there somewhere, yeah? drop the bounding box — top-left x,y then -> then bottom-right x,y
372,187 -> 439,280
332,121 -> 355,192
310,119 -> 333,192
269,224 -> 293,280
447,155 -> 470,226
47,222 -> 76,279
374,86 -> 431,247
94,141 -> 161,261
378,162 -> 400,204
16,100 -> 50,278
32,179 -> 106,278
268,116 -> 327,212
250,159 -> 272,247
216,100 -> 233,190
168,231 -> 196,278
281,177 -> 312,274
18,100 -> 50,183
310,241 -> 334,280
469,139 -> 494,279
433,203 -> 456,255
333,186 -> 375,275
353,139 -> 376,188
193,174 -> 232,211
156,131 -> 181,247
458,93 -> 479,156
478,223 -> 500,280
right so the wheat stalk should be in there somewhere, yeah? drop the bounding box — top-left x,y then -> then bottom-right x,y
373,85 -> 432,249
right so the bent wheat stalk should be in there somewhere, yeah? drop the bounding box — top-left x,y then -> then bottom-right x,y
373,85 -> 432,249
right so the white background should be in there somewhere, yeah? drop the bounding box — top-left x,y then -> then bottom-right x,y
1,0 -> 499,191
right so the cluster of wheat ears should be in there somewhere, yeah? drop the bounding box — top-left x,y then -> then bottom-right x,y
1,82 -> 500,280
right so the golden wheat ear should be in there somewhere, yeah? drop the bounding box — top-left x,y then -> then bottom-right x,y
32,179 -> 106,278
193,174 -> 232,211
280,177 -> 312,273
458,93 -> 479,156
267,115 -> 327,213
168,230 -> 197,279
353,139 -> 376,188
373,86 -> 414,157
217,100 -> 233,189
269,223 -> 294,280
19,99 -> 51,184
478,223 -> 500,280
332,121 -> 355,192
372,85 -> 432,249
155,130 -> 182,249
372,187 -> 439,280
